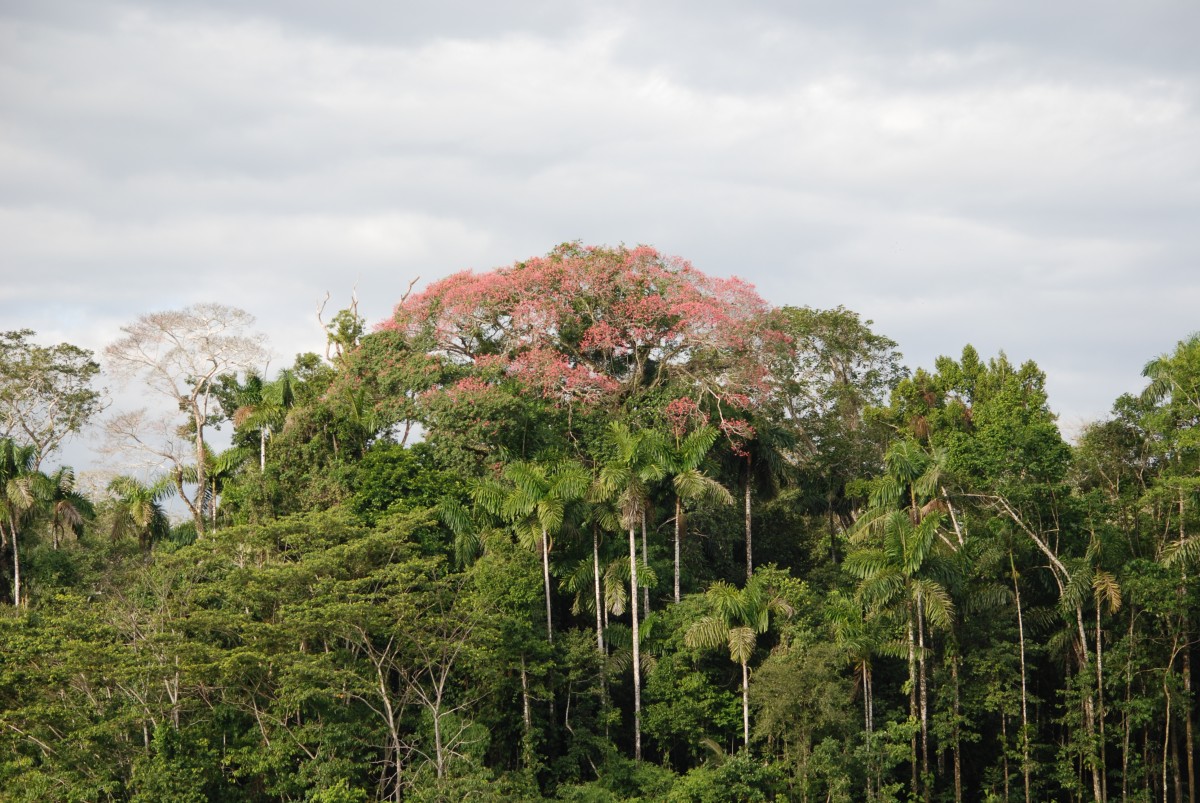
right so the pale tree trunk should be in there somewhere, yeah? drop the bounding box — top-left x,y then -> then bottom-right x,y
541,527 -> 554,643
744,456 -> 753,580
260,427 -> 267,472
9,517 -> 20,607
917,591 -> 930,803
1076,603 -> 1104,803
864,663 -> 876,802
1098,599 -> 1109,803
1123,608 -> 1136,803
674,496 -> 682,603
908,597 -> 919,797
193,406 -> 207,537
520,655 -> 532,749
629,524 -> 642,761
593,526 -> 604,655
742,659 -> 751,748
952,656 -> 962,803
1178,496 -> 1195,803
1185,646 -> 1195,803
640,511 -> 649,616
1013,553 -> 1033,803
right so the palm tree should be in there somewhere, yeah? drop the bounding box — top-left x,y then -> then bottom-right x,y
684,573 -> 794,748
0,438 -> 39,605
845,439 -> 956,803
472,458 -> 589,643
664,424 -> 732,602
722,412 -> 795,580
108,475 -> 174,552
593,422 -> 667,761
43,465 -> 92,549
826,590 -> 891,800
234,369 -> 297,471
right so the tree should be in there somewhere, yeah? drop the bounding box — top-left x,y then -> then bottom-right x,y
684,573 -> 794,748
0,329 -> 103,469
0,438 -> 39,605
471,459 -> 589,643
105,304 -> 267,536
42,465 -> 92,550
662,401 -> 732,602
846,439 -> 957,803
108,475 -> 174,551
594,421 -> 668,761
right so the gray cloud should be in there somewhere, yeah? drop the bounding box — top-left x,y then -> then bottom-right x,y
2,0 -> 1198,475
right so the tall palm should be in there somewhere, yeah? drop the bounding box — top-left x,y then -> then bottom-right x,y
0,438 -> 39,605
108,475 -> 174,551
684,574 -> 794,748
664,424 -> 733,602
845,438 -> 956,803
43,465 -> 92,549
826,589 -> 892,799
723,413 -> 795,580
593,422 -> 667,761
473,458 -> 589,643
234,369 -> 297,472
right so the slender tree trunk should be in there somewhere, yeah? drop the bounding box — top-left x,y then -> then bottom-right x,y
674,496 -> 682,603
541,527 -> 554,643
953,656 -> 962,803
641,510 -> 649,616
908,596 -> 919,797
629,524 -> 641,761
1013,553 -> 1033,803
1078,603 -> 1104,803
1124,607 -> 1136,803
744,456 -> 753,580
917,591 -> 930,803
1003,712 -> 1011,803
1098,598 -> 1109,803
9,517 -> 20,608
193,407 -> 207,537
1165,681 -> 1172,803
865,663 -> 875,802
742,659 -> 751,748
1185,646 -> 1195,803
520,654 -> 532,751
260,427 -> 267,472
593,526 -> 604,655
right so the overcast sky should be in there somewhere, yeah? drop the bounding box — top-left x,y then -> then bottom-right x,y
2,0 -> 1198,472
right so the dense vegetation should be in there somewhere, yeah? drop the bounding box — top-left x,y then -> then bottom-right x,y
0,244 -> 1197,802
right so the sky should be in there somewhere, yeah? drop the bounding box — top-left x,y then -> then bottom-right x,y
2,0 -> 1198,475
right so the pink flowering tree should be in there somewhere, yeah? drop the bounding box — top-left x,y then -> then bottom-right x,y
380,243 -> 786,439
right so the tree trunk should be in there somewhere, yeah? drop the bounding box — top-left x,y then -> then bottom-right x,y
193,407 -> 207,537
742,659 -> 751,748
952,656 -> 962,803
593,526 -> 604,655
541,527 -> 554,643
1165,682 -> 1172,803
640,510 -> 650,616
629,524 -> 642,761
674,496 -> 682,603
1013,553 -> 1033,803
9,517 -> 20,607
1077,603 -> 1104,803
917,591 -> 930,803
1098,597 -> 1108,803
520,654 -> 532,754
908,596 -> 919,797
260,426 -> 267,472
1185,646 -> 1195,803
744,456 -> 753,580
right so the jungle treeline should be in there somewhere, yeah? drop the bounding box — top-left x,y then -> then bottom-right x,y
0,244 -> 1197,802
